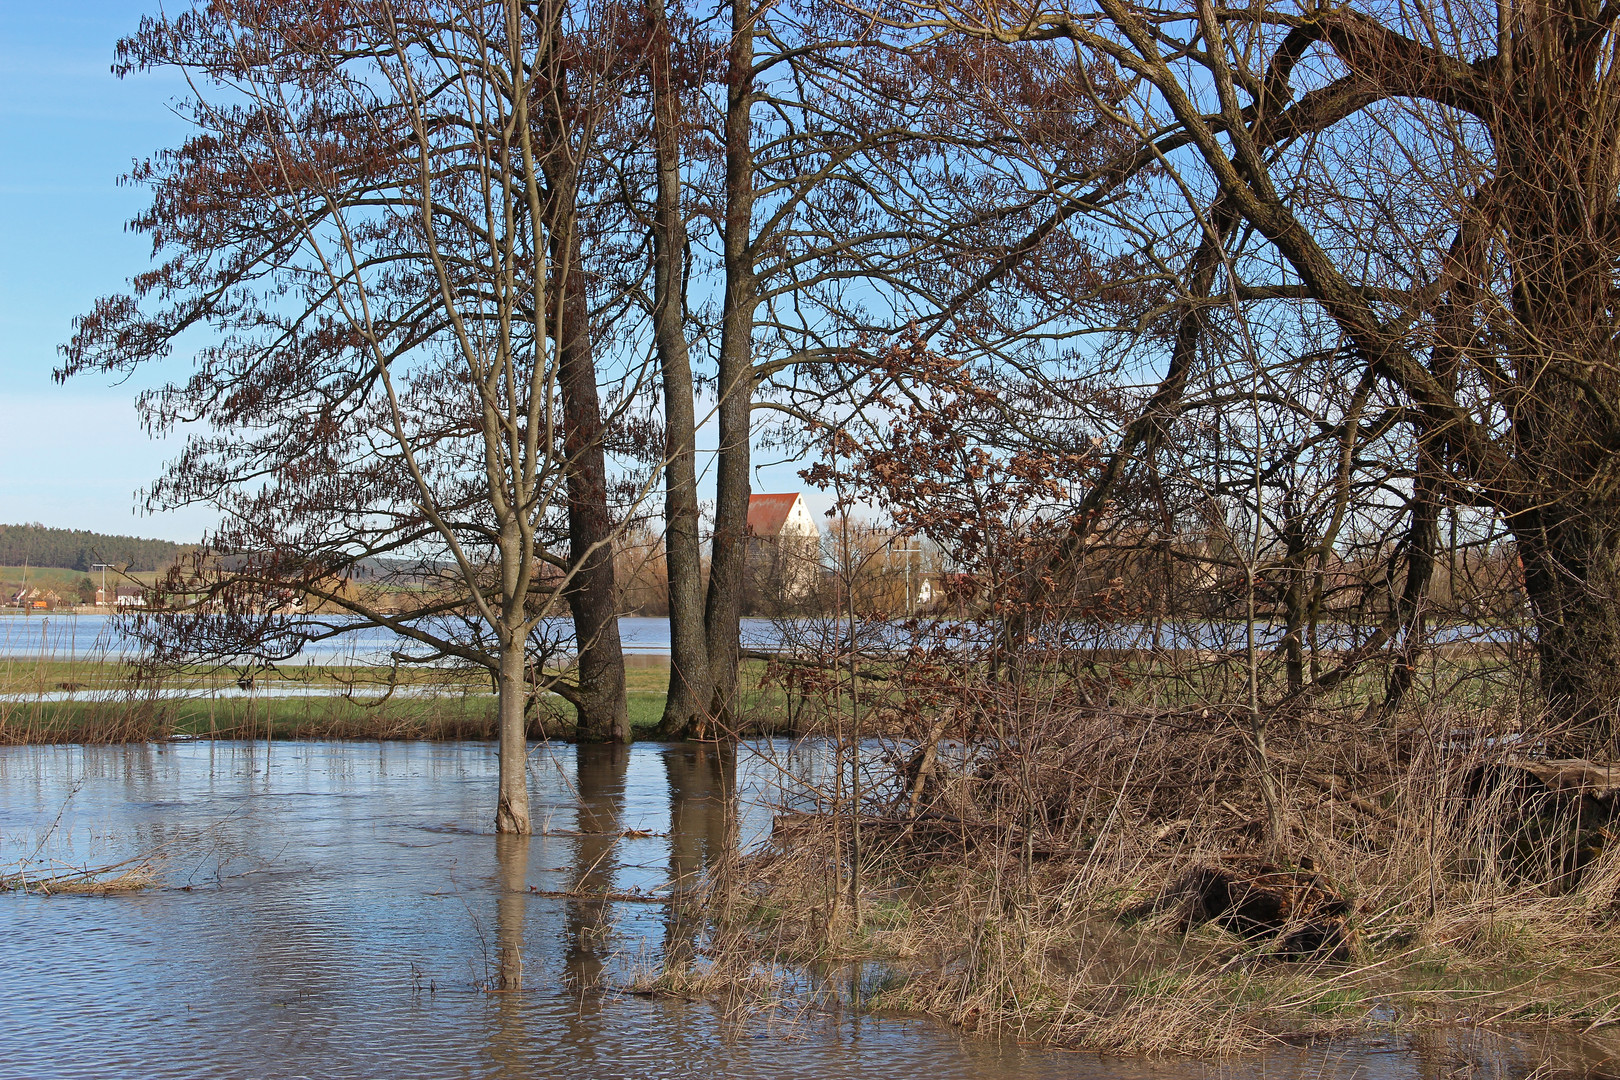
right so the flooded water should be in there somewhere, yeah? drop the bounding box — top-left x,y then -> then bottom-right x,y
0,612 -> 1517,662
1,740 -> 1613,1079
0,614 -> 777,661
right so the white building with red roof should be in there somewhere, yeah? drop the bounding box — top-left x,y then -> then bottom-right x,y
746,492 -> 818,542
745,492 -> 821,603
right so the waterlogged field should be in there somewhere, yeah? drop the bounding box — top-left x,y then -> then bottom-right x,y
0,613 -> 800,662
1,739 -> 1609,1080
0,611 -> 1524,663
0,653 -> 783,743
0,613 -> 704,741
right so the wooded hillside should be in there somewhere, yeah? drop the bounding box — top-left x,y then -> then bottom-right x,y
0,524 -> 183,572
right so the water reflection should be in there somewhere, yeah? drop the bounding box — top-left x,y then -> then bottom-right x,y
489,833 -> 531,1078
663,742 -> 735,965
494,834 -> 529,993
564,743 -> 629,1000
0,740 -> 1610,1080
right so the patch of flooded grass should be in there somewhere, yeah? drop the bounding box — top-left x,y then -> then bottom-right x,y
2,856 -> 161,896
0,657 -> 792,743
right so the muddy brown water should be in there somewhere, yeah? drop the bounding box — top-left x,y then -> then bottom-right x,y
1,740 -> 1616,1079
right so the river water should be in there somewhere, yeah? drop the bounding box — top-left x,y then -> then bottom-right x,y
0,614 -> 768,661
0,612 -> 1516,663
0,740 -> 1610,1079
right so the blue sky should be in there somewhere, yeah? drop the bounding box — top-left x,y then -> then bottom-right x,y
0,5 -> 828,547
0,4 -> 211,540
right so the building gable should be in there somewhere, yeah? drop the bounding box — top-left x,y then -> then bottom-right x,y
746,493 -> 819,539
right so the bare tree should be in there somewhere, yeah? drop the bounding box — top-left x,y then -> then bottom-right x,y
644,0 -> 718,734
830,0 -> 1620,749
60,0 -> 649,829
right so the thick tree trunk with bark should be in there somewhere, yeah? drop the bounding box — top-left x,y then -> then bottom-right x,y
1494,51 -> 1620,749
556,236 -> 630,744
703,0 -> 759,731
648,0 -> 713,739
1516,505 -> 1620,751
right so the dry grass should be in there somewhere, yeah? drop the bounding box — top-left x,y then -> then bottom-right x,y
663,682 -> 1620,1056
3,858 -> 160,895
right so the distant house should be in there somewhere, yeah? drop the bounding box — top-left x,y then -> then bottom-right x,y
9,587 -> 56,611
914,576 -> 936,607
745,492 -> 821,605
113,586 -> 147,608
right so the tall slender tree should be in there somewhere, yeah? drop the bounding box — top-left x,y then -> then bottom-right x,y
62,0 -> 644,827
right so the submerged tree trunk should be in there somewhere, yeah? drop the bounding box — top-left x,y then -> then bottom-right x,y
702,0 -> 760,732
557,233 -> 630,743
648,0 -> 713,739
564,742 -> 631,990
494,832 -> 530,989
495,634 -> 532,834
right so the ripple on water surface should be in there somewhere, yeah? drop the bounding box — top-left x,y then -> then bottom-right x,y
0,741 -> 1610,1080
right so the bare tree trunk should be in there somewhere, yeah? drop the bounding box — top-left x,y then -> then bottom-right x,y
1375,472 -> 1439,719
525,0 -> 628,745
496,634 -> 533,834
1496,97 -> 1620,750
556,234 -> 630,744
1517,505 -> 1620,752
703,0 -> 759,731
648,0 -> 713,739
1281,487 -> 1308,693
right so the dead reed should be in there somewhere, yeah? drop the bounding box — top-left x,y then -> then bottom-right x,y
2,856 -> 160,896
657,666 -> 1620,1056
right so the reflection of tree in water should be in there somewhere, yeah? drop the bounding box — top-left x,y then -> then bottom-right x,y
564,743 -> 629,999
494,834 -> 530,992
662,743 -> 736,964
487,833 -> 531,1077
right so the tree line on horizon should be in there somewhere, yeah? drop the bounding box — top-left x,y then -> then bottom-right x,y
0,524 -> 183,574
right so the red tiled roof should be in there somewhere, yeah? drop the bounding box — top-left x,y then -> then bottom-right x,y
747,493 -> 803,537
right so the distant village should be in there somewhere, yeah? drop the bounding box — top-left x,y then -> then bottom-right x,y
5,582 -> 147,614
0,523 -> 176,614
0,498 -> 1532,626
0,498 -> 955,619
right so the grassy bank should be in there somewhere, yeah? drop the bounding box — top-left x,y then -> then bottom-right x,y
635,642 -> 1620,1055
651,743 -> 1620,1054
0,656 -> 796,743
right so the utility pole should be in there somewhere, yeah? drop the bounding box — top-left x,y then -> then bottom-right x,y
92,564 -> 113,608
905,539 -> 913,617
